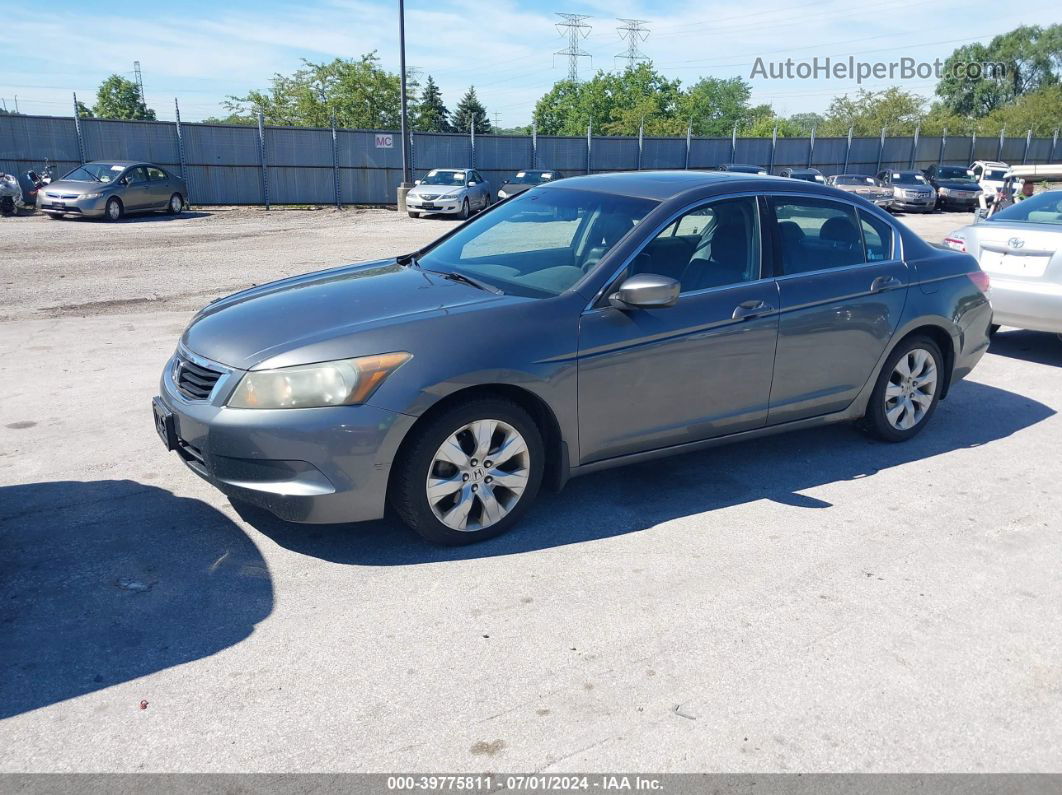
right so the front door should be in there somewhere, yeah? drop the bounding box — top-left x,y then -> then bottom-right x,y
765,196 -> 909,424
578,196 -> 780,462
122,166 -> 152,210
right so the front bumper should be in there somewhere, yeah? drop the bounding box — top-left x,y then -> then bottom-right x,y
156,354 -> 416,523
988,278 -> 1062,334
406,195 -> 463,214
36,194 -> 107,216
938,194 -> 979,209
890,196 -> 935,212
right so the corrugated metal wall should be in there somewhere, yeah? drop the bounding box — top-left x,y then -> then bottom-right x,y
3,113 -> 1059,205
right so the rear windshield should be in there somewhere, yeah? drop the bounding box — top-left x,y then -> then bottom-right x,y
988,190 -> 1062,226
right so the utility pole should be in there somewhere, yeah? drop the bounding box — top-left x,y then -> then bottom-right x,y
555,13 -> 592,83
615,19 -> 650,70
133,61 -> 145,104
13,95 -> 19,114
397,0 -> 412,212
493,112 -> 502,130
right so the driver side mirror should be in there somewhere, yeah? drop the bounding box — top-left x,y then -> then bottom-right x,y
467,180 -> 475,187
609,274 -> 680,309
414,179 -> 421,185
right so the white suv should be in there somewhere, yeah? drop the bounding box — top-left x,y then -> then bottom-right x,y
970,160 -> 1009,197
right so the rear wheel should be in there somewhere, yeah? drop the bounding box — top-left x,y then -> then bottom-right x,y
168,193 -> 184,215
860,336 -> 944,442
105,197 -> 123,222
390,397 -> 544,545
459,198 -> 470,220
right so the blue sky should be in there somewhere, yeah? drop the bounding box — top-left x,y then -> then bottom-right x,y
4,0 -> 1057,124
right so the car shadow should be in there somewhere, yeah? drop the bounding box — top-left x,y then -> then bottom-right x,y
61,211 -> 212,223
0,479 -> 273,719
988,329 -> 1061,366
238,379 -> 1053,565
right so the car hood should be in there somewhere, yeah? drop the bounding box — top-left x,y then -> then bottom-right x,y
42,179 -> 111,194
935,179 -> 980,190
410,184 -> 463,195
182,259 -> 507,370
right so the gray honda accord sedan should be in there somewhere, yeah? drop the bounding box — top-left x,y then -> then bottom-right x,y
155,171 -> 991,544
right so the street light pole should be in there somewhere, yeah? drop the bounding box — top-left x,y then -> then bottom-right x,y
397,0 -> 412,213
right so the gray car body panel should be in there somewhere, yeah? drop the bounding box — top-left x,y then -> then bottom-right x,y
158,171 -> 990,524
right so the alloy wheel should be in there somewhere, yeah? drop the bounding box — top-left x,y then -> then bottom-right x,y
884,348 -> 937,430
425,419 -> 530,532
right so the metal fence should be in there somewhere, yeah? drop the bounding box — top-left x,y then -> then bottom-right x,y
3,113 -> 1059,206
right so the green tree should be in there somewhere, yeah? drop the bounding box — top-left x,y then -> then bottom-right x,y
677,76 -> 763,136
980,84 -> 1062,135
412,75 -> 451,132
93,74 -> 156,120
533,80 -> 583,135
786,112 -> 824,135
225,53 -> 400,128
819,87 -> 926,136
74,100 -> 94,118
451,86 -> 491,134
936,24 -> 1062,117
201,112 -> 256,126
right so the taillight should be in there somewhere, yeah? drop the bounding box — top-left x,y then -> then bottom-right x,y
968,271 -> 990,293
943,236 -> 967,252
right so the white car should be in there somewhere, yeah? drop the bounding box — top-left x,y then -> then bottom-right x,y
406,168 -> 491,219
944,189 -> 1062,339
970,160 -> 1009,199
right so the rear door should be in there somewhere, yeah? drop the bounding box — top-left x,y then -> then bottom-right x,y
765,196 -> 908,424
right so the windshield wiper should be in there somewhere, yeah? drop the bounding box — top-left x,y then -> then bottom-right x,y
428,269 -> 504,295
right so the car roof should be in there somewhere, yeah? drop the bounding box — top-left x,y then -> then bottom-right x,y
540,169 -> 805,201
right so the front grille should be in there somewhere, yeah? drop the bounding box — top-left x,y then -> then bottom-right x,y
175,357 -> 223,400
45,191 -> 78,200
419,193 -> 439,200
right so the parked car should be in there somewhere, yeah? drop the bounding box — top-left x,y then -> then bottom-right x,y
154,171 -> 991,545
923,164 -> 982,210
37,161 -> 187,221
497,169 -> 563,200
406,168 -> 491,218
970,160 -> 1009,198
826,174 -> 894,207
876,169 -> 936,213
945,189 -> 1062,340
718,163 -> 767,174
780,167 -> 825,183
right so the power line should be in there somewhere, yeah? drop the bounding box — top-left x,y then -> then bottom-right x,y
615,19 -> 650,70
554,12 -> 592,83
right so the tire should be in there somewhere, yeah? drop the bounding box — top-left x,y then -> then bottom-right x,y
0,197 -> 14,217
989,324 -> 1000,337
105,197 -> 123,222
167,193 -> 184,215
408,211 -> 420,218
390,397 -> 545,545
860,335 -> 944,442
459,198 -> 470,220
46,212 -> 65,220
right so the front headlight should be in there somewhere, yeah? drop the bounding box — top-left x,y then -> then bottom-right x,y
81,192 -> 103,199
227,352 -> 411,409
938,187 -> 950,196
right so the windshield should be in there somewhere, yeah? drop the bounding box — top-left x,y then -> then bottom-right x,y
835,176 -> 876,186
938,166 -> 976,181
988,190 -> 1062,226
417,188 -> 658,298
894,173 -> 928,185
420,170 -> 466,186
510,171 -> 554,185
984,169 -> 1007,181
63,163 -> 125,183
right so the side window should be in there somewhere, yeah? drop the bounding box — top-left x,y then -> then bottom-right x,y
859,211 -> 895,261
147,167 -> 167,181
771,197 -> 865,274
632,197 -> 761,294
126,167 -> 148,184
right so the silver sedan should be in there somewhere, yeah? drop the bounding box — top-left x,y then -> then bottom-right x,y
406,168 -> 491,219
37,161 -> 188,221
944,189 -> 1062,339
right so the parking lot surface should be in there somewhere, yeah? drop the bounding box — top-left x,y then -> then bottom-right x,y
1,206 -> 1059,772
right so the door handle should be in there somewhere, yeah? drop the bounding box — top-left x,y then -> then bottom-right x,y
732,300 -> 773,320
870,275 -> 902,293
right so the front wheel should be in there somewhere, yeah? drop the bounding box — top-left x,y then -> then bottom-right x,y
105,197 -> 123,222
860,336 -> 944,442
390,398 -> 544,545
408,211 -> 420,218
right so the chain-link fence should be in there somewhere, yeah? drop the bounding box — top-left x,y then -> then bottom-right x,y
3,113 -> 1059,206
